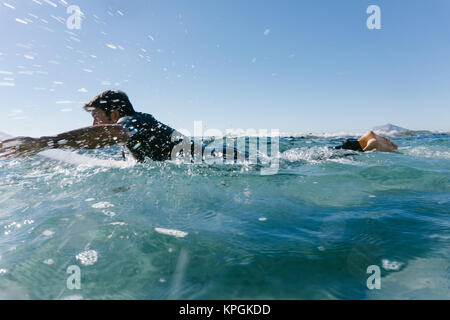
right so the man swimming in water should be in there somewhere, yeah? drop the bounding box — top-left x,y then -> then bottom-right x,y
0,90 -> 397,158
336,130 -> 398,152
0,90 -> 225,162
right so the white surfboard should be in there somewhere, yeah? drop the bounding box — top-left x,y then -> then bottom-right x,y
1,131 -> 134,168
37,149 -> 136,168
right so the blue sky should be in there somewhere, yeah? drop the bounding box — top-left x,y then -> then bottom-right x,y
0,0 -> 449,137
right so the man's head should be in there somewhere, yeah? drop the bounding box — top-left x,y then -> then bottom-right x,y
83,90 -> 136,125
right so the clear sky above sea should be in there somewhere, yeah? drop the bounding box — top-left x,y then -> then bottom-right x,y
0,0 -> 449,137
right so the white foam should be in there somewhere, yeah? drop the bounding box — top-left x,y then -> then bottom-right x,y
102,210 -> 116,217
110,222 -> 127,226
429,234 -> 450,240
382,259 -> 404,271
42,230 -> 54,237
91,202 -> 114,209
76,250 -> 98,266
155,228 -> 188,238
281,146 -> 358,164
403,146 -> 450,160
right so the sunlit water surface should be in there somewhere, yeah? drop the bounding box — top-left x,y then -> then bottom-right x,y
0,134 -> 449,299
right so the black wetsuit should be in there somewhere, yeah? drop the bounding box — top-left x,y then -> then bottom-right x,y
118,112 -> 182,162
118,112 -> 243,162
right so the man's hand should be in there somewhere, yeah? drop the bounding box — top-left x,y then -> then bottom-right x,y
0,137 -> 46,158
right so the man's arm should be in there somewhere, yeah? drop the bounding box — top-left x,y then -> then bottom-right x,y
0,124 -> 130,158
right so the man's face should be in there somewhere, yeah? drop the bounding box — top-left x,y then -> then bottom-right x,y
90,108 -> 114,125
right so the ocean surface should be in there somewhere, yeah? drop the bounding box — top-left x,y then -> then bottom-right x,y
0,132 -> 449,300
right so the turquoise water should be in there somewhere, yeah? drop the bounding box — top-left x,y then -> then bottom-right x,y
0,133 -> 449,299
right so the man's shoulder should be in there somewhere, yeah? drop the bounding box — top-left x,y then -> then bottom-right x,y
126,112 -> 155,120
135,112 -> 154,118
118,112 -> 156,125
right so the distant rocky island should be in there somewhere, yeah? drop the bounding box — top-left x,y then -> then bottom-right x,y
0,131 -> 12,140
372,124 -> 433,136
372,124 -> 409,133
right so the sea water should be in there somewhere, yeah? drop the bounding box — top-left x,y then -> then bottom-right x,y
0,133 -> 449,299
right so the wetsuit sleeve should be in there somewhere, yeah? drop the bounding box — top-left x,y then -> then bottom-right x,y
117,116 -> 139,137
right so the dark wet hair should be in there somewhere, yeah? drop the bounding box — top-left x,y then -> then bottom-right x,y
83,90 -> 136,117
335,139 -> 363,152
